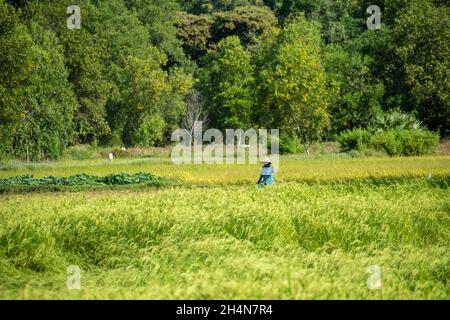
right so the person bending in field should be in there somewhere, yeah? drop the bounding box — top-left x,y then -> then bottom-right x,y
258,158 -> 275,189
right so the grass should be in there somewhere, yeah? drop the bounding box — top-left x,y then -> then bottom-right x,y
1,155 -> 449,185
0,155 -> 449,299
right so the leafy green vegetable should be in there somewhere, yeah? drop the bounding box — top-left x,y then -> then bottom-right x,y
0,172 -> 164,190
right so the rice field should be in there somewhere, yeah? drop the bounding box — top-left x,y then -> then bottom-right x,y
0,155 -> 449,299
1,155 -> 449,185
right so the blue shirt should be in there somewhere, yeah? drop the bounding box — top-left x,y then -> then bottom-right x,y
260,166 -> 274,176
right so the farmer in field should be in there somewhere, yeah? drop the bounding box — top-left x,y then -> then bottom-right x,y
258,158 -> 275,189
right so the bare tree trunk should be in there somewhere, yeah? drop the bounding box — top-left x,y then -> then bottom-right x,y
297,126 -> 310,156
183,91 -> 208,145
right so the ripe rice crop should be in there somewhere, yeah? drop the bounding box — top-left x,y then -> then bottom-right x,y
0,156 -> 448,299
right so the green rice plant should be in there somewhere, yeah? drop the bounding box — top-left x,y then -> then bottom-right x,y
0,157 -> 448,299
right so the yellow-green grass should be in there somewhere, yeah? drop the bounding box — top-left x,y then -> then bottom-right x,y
0,156 -> 449,299
1,156 -> 449,185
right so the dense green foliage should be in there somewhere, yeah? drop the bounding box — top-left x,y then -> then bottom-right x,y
338,110 -> 440,155
200,36 -> 254,129
370,129 -> 440,156
0,172 -> 166,192
1,0 -> 448,160
253,15 -> 329,153
338,128 -> 373,152
339,127 -> 440,156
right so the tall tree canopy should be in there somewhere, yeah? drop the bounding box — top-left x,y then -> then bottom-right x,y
253,14 -> 329,151
199,36 -> 254,129
0,0 -> 448,160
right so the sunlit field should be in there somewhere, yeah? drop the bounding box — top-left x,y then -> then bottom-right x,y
0,155 -> 449,299
1,155 -> 449,185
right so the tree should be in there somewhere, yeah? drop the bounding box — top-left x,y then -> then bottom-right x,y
22,1 -> 111,144
176,5 -> 277,63
392,0 -> 449,135
61,30 -> 111,144
265,0 -> 365,45
125,0 -> 194,71
212,5 -> 277,46
254,14 -> 329,153
0,0 -> 29,158
179,0 -> 264,14
81,0 -> 165,145
322,45 -> 384,135
182,91 -> 209,143
176,11 -> 214,61
161,67 -> 195,143
117,47 -> 193,147
0,2 -> 77,160
199,36 -> 254,129
314,0 -> 363,45
347,0 -> 449,136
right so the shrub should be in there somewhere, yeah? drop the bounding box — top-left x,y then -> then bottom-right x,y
338,128 -> 372,151
339,127 -> 439,156
369,130 -> 400,156
401,130 -> 440,156
279,135 -> 304,154
104,131 -> 123,147
280,137 -> 305,154
63,145 -> 96,160
371,109 -> 423,132
132,114 -> 165,147
347,149 -> 386,158
268,132 -> 304,154
370,129 -> 439,156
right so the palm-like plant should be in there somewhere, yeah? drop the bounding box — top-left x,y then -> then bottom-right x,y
370,110 -> 423,133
